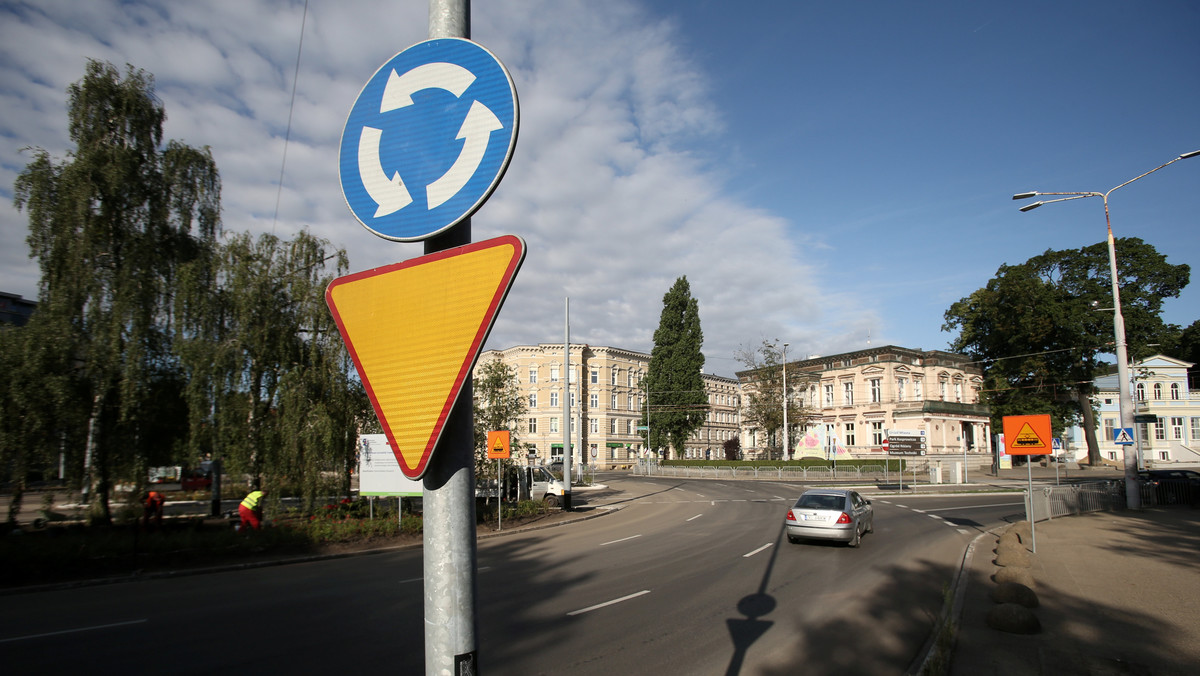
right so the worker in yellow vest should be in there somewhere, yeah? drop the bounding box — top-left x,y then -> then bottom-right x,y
239,488 -> 266,530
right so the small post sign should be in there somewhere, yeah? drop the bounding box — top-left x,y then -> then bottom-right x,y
487,430 -> 511,459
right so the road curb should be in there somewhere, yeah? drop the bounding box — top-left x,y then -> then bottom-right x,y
907,524 -> 1002,675
1,505 -> 620,596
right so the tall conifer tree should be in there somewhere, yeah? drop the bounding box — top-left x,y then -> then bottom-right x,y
642,276 -> 707,459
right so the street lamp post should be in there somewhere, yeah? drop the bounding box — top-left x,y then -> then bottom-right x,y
1013,149 -> 1199,510
782,342 -> 789,462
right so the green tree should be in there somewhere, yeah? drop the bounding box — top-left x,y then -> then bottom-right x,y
943,238 -> 1188,464
736,340 -> 814,460
472,357 -> 528,484
642,276 -> 707,459
176,230 -> 360,511
14,60 -> 221,522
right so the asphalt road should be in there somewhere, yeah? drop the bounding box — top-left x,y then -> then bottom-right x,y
0,476 -> 1026,675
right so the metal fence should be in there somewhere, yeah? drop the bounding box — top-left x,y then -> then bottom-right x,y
1027,480 -> 1126,521
635,462 -> 928,484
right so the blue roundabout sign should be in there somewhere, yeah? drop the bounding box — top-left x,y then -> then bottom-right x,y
339,38 -> 519,241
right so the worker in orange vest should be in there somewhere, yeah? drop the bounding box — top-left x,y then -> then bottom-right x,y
143,490 -> 165,529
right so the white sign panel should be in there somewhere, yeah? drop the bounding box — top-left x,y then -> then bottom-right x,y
358,434 -> 423,496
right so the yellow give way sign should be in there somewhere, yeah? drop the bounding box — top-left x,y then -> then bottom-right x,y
326,235 -> 525,478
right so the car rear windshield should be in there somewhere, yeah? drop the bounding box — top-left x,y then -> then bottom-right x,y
797,494 -> 845,510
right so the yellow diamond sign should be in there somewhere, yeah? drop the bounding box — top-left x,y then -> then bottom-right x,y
326,235 -> 525,478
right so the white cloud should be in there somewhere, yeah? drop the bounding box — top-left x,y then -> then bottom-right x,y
0,0 -> 874,376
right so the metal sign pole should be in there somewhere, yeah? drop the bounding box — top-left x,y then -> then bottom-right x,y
1027,459 -> 1037,553
421,5 -> 478,675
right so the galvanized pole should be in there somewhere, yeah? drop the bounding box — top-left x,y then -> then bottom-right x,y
423,4 -> 478,675
562,297 -> 573,510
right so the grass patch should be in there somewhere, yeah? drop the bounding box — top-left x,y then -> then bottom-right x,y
1,498 -> 552,589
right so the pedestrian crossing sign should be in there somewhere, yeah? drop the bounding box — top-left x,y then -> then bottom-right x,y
1113,428 -> 1135,445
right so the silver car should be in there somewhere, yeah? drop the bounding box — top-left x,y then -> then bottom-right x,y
785,488 -> 874,547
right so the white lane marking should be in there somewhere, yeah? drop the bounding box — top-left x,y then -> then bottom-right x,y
921,502 -> 1025,512
600,534 -> 643,546
567,590 -> 651,616
958,529 -> 971,534
743,543 -> 774,558
401,565 -> 491,585
1,619 -> 147,643
895,504 -> 908,509
687,513 -> 703,522
928,514 -> 944,520
773,496 -> 786,501
912,509 -> 926,513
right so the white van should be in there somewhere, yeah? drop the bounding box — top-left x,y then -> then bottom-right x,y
524,466 -> 567,507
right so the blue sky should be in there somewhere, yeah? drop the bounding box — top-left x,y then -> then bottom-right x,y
1,0 -> 1197,377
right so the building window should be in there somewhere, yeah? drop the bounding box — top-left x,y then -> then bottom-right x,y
528,367 -> 537,384
1191,417 -> 1200,441
611,418 -> 618,434
551,365 -> 560,382
550,391 -> 559,407
844,422 -> 856,447
1171,383 -> 1180,400
1136,383 -> 1145,401
1154,420 -> 1166,441
611,368 -> 619,385
825,424 -> 836,455
843,382 -> 854,406
612,393 -> 618,409
627,420 -> 635,434
824,384 -> 834,407
1171,417 -> 1184,440
591,369 -> 599,384
869,379 -> 881,403
570,391 -> 576,407
897,377 -> 907,402
629,396 -> 637,411
629,372 -> 636,387
872,421 -> 884,446
939,380 -> 948,401
590,418 -> 599,433
569,366 -> 577,384
590,393 -> 598,409
954,382 -> 963,402
1153,383 -> 1162,400
528,417 -> 537,434
1103,417 -> 1115,441
914,379 -> 923,399
529,392 -> 537,408
1160,451 -> 1170,461
550,417 -> 559,434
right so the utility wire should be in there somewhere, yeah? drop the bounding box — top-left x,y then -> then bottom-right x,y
271,0 -> 309,235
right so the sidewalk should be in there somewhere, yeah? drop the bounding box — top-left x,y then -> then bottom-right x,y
949,507 -> 1200,676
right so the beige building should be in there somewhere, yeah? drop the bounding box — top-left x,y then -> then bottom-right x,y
477,343 -> 991,468
476,344 -> 650,468
475,344 -> 745,467
738,345 -> 992,462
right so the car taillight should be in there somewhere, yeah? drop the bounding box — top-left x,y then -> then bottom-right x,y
786,510 -> 796,521
836,512 -> 852,524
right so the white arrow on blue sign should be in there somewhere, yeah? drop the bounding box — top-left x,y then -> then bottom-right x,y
339,38 -> 519,241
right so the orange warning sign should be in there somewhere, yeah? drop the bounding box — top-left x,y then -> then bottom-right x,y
487,430 -> 511,460
1002,414 -> 1052,455
326,235 -> 525,478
